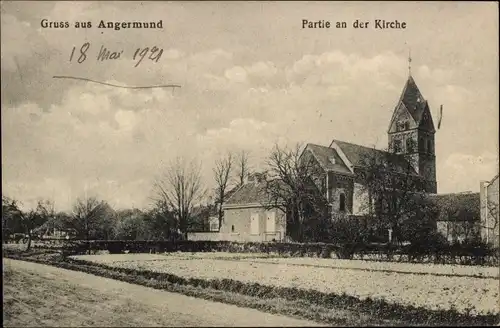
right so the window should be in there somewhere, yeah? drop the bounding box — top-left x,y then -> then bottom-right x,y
339,193 -> 346,212
427,140 -> 433,153
397,120 -> 409,131
420,138 -> 426,152
329,156 -> 336,165
393,139 -> 402,153
210,222 -> 219,231
406,138 -> 414,153
250,213 -> 260,234
231,225 -> 235,233
266,211 -> 276,232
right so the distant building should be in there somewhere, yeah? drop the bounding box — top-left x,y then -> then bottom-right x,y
190,68 -> 443,243
480,174 -> 499,246
301,73 -> 437,221
431,192 -> 481,243
220,173 -> 286,242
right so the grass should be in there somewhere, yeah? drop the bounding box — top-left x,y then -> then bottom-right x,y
4,248 -> 498,326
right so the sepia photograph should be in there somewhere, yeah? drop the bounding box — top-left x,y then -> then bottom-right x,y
2,1 -> 499,326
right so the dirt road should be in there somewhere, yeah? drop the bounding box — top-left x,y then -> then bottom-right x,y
3,259 -> 323,327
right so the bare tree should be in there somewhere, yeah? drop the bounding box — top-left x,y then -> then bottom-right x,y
265,143 -> 327,242
235,150 -> 251,187
70,196 -> 114,241
153,157 -> 205,238
213,152 -> 234,230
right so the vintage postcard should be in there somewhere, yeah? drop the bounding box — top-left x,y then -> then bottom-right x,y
2,1 -> 499,327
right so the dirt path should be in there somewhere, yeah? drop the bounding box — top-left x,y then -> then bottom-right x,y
3,259 -> 323,327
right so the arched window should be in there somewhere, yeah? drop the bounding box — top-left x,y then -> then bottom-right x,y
420,138 -> 426,152
427,140 -> 433,153
231,225 -> 235,233
339,193 -> 346,212
393,139 -> 402,153
406,138 -> 414,153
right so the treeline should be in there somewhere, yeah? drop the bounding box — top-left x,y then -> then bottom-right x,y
2,195 -> 217,249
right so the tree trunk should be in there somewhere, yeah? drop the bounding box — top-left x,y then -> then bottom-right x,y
26,229 -> 32,252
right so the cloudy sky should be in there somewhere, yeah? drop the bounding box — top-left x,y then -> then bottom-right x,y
2,1 -> 498,211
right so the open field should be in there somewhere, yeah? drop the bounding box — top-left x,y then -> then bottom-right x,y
73,252 -> 500,316
3,258 -> 324,327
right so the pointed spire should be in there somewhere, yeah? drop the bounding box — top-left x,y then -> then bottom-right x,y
408,48 -> 412,76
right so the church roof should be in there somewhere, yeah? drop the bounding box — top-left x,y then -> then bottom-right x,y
332,140 -> 419,175
396,75 -> 428,124
304,143 -> 352,175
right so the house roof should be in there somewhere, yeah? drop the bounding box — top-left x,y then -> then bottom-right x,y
224,181 -> 270,207
489,173 -> 499,184
428,192 -> 480,222
305,143 -> 352,175
332,139 -> 418,175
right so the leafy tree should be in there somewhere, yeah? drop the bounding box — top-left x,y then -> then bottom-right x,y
2,197 -> 54,250
356,149 -> 432,245
113,209 -> 147,240
143,199 -> 179,240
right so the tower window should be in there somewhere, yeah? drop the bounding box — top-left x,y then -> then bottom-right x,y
406,138 -> 414,153
339,193 -> 346,212
427,140 -> 433,153
397,121 -> 407,132
393,139 -> 402,153
231,225 -> 235,233
420,138 -> 426,152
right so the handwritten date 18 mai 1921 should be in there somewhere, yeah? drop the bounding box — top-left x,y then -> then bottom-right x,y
69,43 -> 163,67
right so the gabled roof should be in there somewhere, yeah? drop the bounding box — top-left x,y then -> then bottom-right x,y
304,143 -> 352,175
428,192 -> 480,222
224,181 -> 270,207
332,139 -> 418,175
397,75 -> 427,124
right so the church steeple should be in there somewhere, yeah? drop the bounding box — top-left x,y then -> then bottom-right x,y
387,58 -> 437,193
408,48 -> 412,76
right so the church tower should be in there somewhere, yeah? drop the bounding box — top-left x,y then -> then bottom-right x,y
387,56 -> 437,193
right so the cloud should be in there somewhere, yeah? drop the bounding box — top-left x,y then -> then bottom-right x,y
0,14 -> 45,72
224,66 -> 248,83
1,2 -> 497,213
440,152 -> 498,192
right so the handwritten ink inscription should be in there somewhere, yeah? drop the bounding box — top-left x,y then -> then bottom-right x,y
69,43 -> 163,67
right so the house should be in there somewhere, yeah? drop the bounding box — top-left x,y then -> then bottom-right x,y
480,174 -> 499,246
301,72 -> 437,218
220,173 -> 287,242
431,192 -> 481,243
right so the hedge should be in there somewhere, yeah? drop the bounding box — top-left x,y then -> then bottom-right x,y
30,239 -> 499,266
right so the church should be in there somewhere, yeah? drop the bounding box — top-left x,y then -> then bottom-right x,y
301,71 -> 437,217
204,68 -> 439,243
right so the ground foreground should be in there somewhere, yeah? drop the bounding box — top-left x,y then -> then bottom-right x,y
3,259 -> 323,327
74,252 -> 499,316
